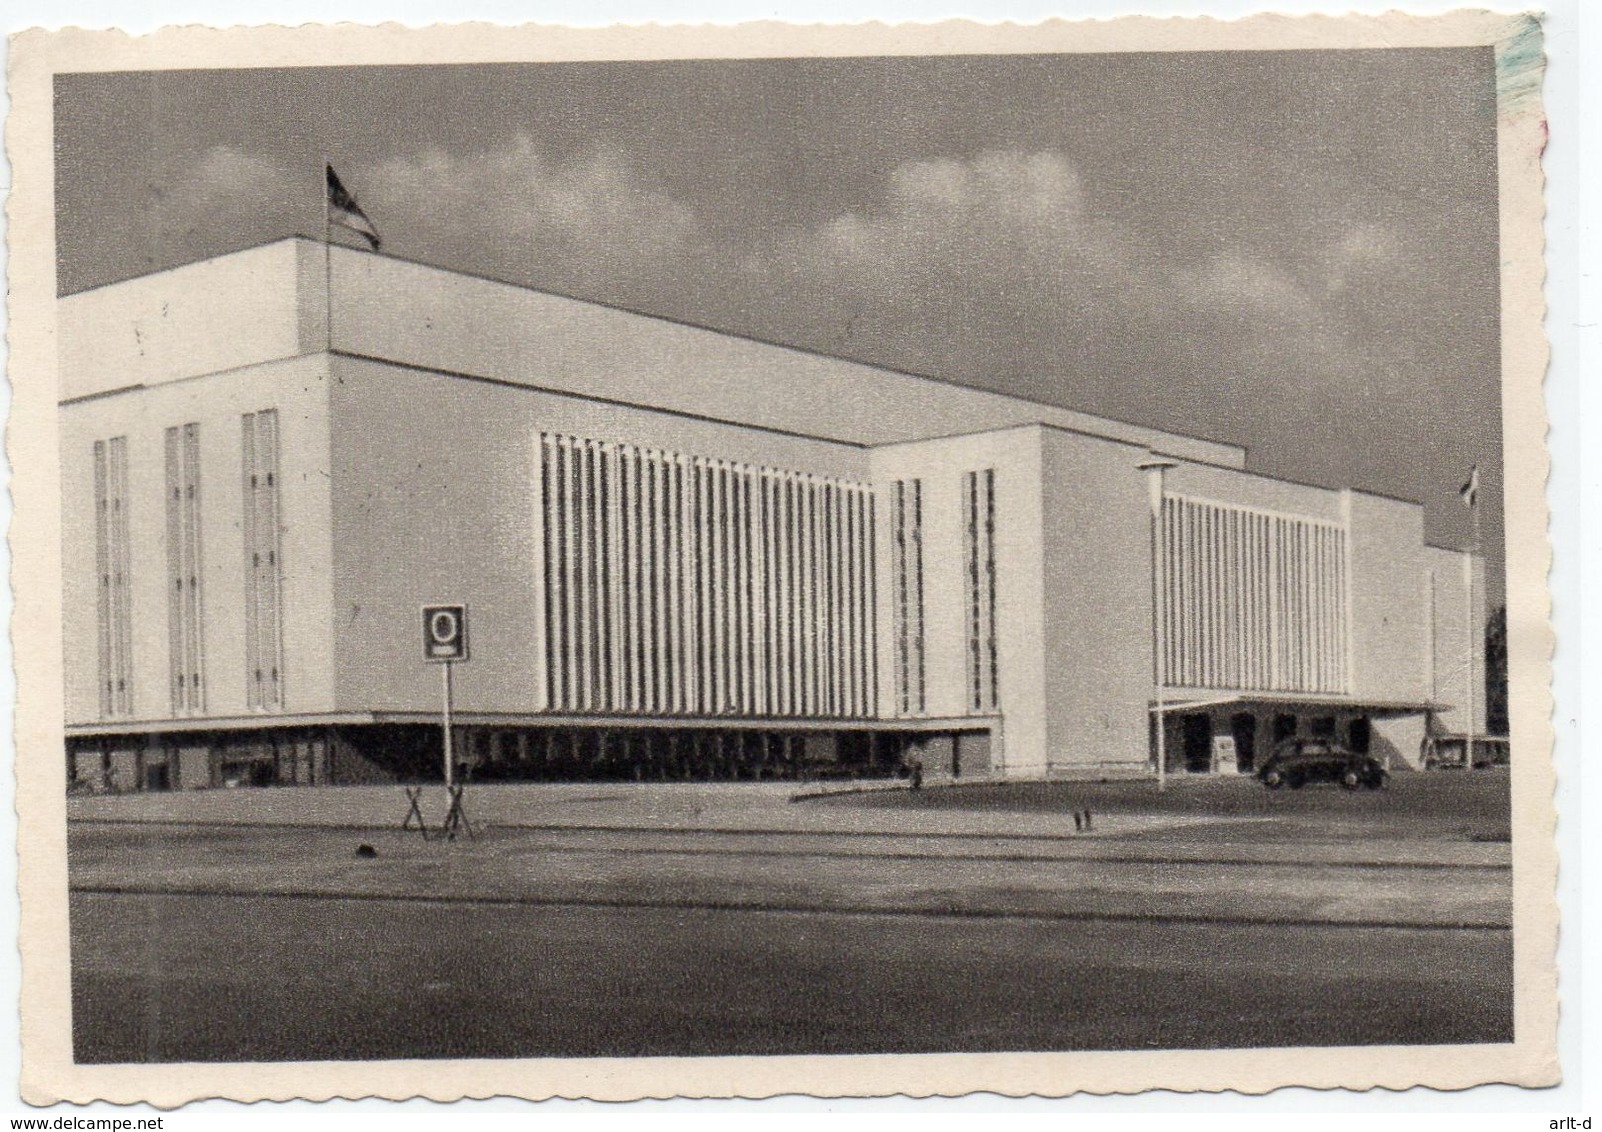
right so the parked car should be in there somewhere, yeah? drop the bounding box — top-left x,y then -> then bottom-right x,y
1257,739 -> 1387,791
1421,734 -> 1510,770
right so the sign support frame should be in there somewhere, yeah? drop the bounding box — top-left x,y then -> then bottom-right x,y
420,603 -> 470,828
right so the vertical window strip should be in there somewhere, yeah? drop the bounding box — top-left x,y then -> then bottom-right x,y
184,424 -> 204,711
1179,500 -> 1193,686
93,438 -> 135,717
1158,497 -> 1171,687
744,471 -> 759,714
845,485 -> 860,716
166,428 -> 184,712
984,469 -> 999,711
840,485 -> 853,716
242,411 -> 261,710
1222,508 -> 1235,688
644,450 -> 658,709
617,446 -> 634,712
892,481 -> 909,715
823,484 -> 837,716
773,476 -> 787,716
672,456 -> 689,713
710,462 -> 726,712
242,411 -> 284,710
587,440 -> 602,710
846,487 -> 857,717
625,447 -> 641,712
912,480 -> 926,713
890,477 -> 927,717
866,488 -> 880,718
753,473 -> 766,714
1166,498 -> 1179,686
579,435 -> 599,707
962,472 -> 977,711
1201,503 -> 1214,688
561,437 -> 578,710
110,437 -> 133,716
785,477 -> 796,713
94,440 -> 112,717
261,411 -> 283,709
724,464 -> 736,713
734,466 -> 748,713
597,443 -> 612,711
1334,530 -> 1346,690
801,477 -> 811,715
857,488 -> 872,716
1314,525 -> 1326,692
600,443 -> 617,712
692,460 -> 707,714
539,437 -> 555,709
166,424 -> 206,713
732,464 -> 744,713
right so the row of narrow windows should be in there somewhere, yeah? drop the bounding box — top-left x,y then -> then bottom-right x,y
1159,494 -> 1349,694
92,417 -> 1005,722
92,410 -> 283,718
539,433 -> 879,719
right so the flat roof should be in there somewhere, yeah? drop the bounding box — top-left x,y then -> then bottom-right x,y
61,235 -> 1249,467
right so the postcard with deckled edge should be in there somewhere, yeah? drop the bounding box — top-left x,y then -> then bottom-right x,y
7,10 -> 1555,1106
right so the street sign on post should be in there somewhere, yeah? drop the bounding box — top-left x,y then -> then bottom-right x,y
420,604 -> 470,824
423,604 -> 468,662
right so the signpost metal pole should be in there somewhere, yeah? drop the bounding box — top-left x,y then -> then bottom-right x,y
1138,457 -> 1177,793
442,658 -> 455,791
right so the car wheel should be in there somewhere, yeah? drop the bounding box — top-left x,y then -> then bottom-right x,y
1364,775 -> 1385,790
1341,770 -> 1362,791
1287,773 -> 1305,789
1262,769 -> 1284,790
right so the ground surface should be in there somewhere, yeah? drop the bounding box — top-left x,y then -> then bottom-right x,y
67,771 -> 1514,1062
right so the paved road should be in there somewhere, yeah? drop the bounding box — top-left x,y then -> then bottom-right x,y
72,891 -> 1512,1063
66,769 -> 1513,845
68,821 -> 1510,928
65,774 -> 1514,1063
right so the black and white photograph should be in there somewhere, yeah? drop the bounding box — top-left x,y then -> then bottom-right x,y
6,9 -> 1558,1106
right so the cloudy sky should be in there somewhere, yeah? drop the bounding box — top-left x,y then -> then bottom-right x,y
55,50 -> 1505,596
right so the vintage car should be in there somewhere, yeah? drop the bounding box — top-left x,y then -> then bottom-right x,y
1256,738 -> 1388,790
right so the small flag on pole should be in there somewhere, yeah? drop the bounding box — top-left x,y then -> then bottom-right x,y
1460,465 -> 1479,508
326,165 -> 381,250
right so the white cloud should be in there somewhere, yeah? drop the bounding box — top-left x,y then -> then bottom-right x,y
1180,252 -> 1317,316
1326,223 -> 1404,294
164,141 -> 1413,420
366,138 -> 702,289
748,149 -> 1135,335
160,145 -> 299,234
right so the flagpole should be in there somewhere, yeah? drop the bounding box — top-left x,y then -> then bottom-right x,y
1465,490 -> 1479,766
323,162 -> 333,355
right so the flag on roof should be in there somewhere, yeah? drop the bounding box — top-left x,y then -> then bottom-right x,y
326,165 -> 381,250
1460,465 -> 1479,508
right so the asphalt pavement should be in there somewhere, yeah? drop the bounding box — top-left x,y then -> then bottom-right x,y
65,771 -> 1514,1062
71,893 -> 1512,1062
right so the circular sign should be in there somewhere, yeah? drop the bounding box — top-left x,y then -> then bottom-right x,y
422,604 -> 468,661
429,609 -> 459,646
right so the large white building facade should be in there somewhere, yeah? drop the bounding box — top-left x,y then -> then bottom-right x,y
60,239 -> 1486,790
